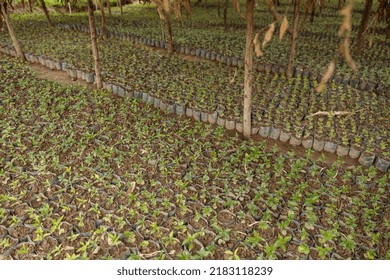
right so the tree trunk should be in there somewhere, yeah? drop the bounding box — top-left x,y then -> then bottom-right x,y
40,0 -> 53,26
184,0 -> 191,19
356,0 -> 373,55
99,0 -> 107,38
106,0 -> 111,16
0,1 -> 25,60
243,0 -> 254,139
119,0 -> 123,16
0,12 -> 3,32
387,23 -> 390,39
87,0 -> 102,89
223,0 -> 228,31
21,0 -> 25,10
300,0 -> 312,27
310,0 -> 316,23
28,0 -> 32,12
217,0 -> 220,17
287,0 -> 300,76
164,0 -> 173,54
165,14 -> 173,54
338,0 -> 343,10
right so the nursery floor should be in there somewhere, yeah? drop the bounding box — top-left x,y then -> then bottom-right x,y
1,54 -> 388,261
1,18 -> 389,163
28,62 -> 95,90
24,56 -> 358,168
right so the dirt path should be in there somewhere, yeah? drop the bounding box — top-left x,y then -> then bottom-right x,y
28,62 -> 96,90
23,57 -> 358,169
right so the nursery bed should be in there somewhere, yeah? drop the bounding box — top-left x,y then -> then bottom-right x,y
0,55 -> 388,260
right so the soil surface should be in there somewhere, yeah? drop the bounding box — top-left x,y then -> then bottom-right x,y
1,54 -> 386,261
28,62 -> 96,90
25,57 -> 359,168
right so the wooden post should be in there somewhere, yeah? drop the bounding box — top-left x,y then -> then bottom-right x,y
0,9 -> 3,32
164,0 -> 173,54
166,17 -> 173,53
319,0 -> 324,15
87,0 -> 102,89
310,0 -> 316,23
99,0 -> 107,38
243,0 -> 255,138
338,0 -> 343,10
119,0 -> 123,16
106,0 -> 111,16
0,0 -> 25,60
287,0 -> 300,76
184,0 -> 191,19
28,0 -> 32,12
223,0 -> 228,31
356,0 -> 373,55
40,0 -> 53,26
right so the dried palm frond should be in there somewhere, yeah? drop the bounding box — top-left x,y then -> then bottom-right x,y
316,61 -> 335,93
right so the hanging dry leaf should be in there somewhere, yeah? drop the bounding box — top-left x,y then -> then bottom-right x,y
338,20 -> 351,37
300,0 -> 316,28
183,0 -> 191,18
339,3 -> 353,17
368,16 -> 378,49
163,0 -> 171,13
338,3 -> 352,36
369,34 -> 373,48
151,0 -> 162,8
279,15 -> 289,41
173,0 -> 182,19
151,0 -> 166,21
316,61 -> 335,93
156,6 -> 166,21
233,0 -> 244,18
253,32 -> 258,45
265,0 -> 273,10
262,22 -> 275,48
253,32 -> 263,57
339,38 -> 357,71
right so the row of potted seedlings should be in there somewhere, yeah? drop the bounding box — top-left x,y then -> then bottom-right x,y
1,16 -> 388,261
57,23 -> 389,96
55,3 -> 389,76
3,20 -> 387,166
299,29 -> 389,48
0,44 -> 388,172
